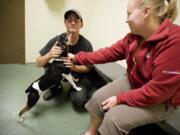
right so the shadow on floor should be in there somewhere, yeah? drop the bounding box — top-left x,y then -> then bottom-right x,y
129,124 -> 169,135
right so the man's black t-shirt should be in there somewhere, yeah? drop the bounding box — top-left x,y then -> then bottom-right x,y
39,33 -> 93,56
39,33 -> 93,78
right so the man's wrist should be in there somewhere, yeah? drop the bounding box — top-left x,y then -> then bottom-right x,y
71,65 -> 77,72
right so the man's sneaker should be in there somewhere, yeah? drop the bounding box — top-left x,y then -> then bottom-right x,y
43,85 -> 63,101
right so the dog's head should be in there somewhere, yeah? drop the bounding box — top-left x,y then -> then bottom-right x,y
57,35 -> 69,57
19,87 -> 40,117
27,89 -> 40,108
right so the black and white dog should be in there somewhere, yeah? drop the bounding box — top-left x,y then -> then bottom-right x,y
18,33 -> 81,120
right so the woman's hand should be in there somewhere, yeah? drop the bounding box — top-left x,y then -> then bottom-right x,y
102,96 -> 118,111
67,53 -> 75,59
63,55 -> 75,70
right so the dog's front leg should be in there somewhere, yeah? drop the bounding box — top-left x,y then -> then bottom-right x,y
62,73 -> 82,91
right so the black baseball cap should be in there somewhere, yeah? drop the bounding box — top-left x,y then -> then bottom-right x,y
64,9 -> 83,22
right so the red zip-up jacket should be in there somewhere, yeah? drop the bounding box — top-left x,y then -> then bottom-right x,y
74,19 -> 180,107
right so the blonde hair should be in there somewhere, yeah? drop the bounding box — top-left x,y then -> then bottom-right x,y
137,0 -> 178,22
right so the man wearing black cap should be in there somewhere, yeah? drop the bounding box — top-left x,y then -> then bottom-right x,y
24,9 -> 94,110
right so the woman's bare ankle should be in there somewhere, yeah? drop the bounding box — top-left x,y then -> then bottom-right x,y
89,129 -> 97,135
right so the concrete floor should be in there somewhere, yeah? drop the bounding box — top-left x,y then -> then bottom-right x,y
0,64 -> 89,135
0,64 -> 170,135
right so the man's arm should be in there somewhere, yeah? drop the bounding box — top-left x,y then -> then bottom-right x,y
71,65 -> 90,73
36,54 -> 51,67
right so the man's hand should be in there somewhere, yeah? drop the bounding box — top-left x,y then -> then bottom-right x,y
48,41 -> 62,59
102,96 -> 118,111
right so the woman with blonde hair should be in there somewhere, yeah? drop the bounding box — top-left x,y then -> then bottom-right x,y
65,0 -> 180,134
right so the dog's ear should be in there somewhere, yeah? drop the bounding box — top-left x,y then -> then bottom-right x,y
25,84 -> 34,93
25,89 -> 29,93
25,86 -> 31,93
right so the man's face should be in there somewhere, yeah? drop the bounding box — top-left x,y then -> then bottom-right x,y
64,13 -> 82,34
126,0 -> 146,35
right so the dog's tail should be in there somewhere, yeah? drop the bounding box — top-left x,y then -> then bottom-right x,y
19,106 -> 30,117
